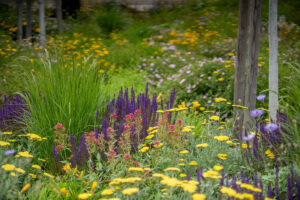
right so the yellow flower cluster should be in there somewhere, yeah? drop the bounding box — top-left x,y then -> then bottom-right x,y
214,136 -> 229,141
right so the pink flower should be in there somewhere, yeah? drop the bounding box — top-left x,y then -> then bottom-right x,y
55,145 -> 63,151
111,113 -> 118,120
54,123 -> 65,131
108,150 -> 116,158
133,161 -> 140,166
134,109 -> 141,115
123,154 -> 131,159
154,141 -> 160,145
177,119 -> 182,126
124,125 -> 131,130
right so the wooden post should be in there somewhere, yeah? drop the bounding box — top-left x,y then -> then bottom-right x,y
56,0 -> 63,35
17,0 -> 23,43
269,0 -> 279,120
233,0 -> 251,137
26,0 -> 32,40
244,0 -> 262,128
39,0 -> 46,45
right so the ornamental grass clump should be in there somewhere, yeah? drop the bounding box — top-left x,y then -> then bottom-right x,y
22,52 -> 108,165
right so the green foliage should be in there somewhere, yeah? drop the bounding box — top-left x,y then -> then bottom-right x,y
20,52 -> 108,163
96,2 -> 129,34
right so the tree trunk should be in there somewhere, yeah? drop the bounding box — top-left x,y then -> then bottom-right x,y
26,0 -> 32,40
269,0 -> 279,120
39,0 -> 46,45
233,0 -> 251,137
56,0 -> 63,35
244,0 -> 262,128
17,0 -> 23,43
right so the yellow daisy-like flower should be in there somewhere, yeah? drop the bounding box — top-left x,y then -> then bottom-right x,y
16,151 -> 34,158
15,168 -> 25,174
215,98 -> 227,103
265,149 -> 275,159
29,173 -> 37,178
180,150 -> 189,154
217,154 -> 227,160
2,132 -> 13,135
214,136 -> 229,141
20,184 -> 30,193
189,161 -> 198,166
138,146 -> 149,153
192,193 -> 206,200
101,188 -> 115,195
44,172 -> 55,179
11,172 -> 16,177
26,133 -> 42,141
178,163 -> 185,166
210,116 -> 220,121
60,188 -> 67,195
145,135 -> 154,140
179,173 -> 187,177
196,143 -> 208,148
128,167 -> 144,172
213,165 -> 223,171
78,193 -> 92,199
32,165 -> 41,170
164,167 -> 180,172
192,102 -> 200,109
2,164 -> 15,171
0,141 -> 10,146
122,187 -> 139,195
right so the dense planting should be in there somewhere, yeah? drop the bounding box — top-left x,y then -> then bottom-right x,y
0,1 -> 299,199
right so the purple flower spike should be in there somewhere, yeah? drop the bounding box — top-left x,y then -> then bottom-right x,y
256,94 -> 266,101
287,174 -> 294,200
265,123 -> 279,132
250,109 -> 265,118
267,183 -> 273,198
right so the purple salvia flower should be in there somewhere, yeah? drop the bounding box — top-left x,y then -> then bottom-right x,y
267,183 -> 274,198
102,119 -> 108,140
220,170 -> 225,186
296,178 -> 300,200
196,168 -> 203,184
70,133 -> 77,167
240,171 -> 245,183
287,174 -> 294,200
275,166 -> 280,199
186,172 -> 191,181
232,175 -> 237,190
52,144 -> 60,165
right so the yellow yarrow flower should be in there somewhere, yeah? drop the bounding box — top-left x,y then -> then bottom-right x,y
180,150 -> 189,154
122,187 -> 139,195
210,116 -> 220,121
128,167 -> 144,172
15,168 -> 25,174
78,193 -> 92,199
101,188 -> 115,195
2,132 -> 12,135
192,193 -> 206,200
16,151 -> 33,158
196,143 -> 208,148
0,141 -> 10,146
164,167 -> 181,172
213,165 -> 223,171
189,161 -> 198,166
1,164 -> 15,171
32,165 -> 41,170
